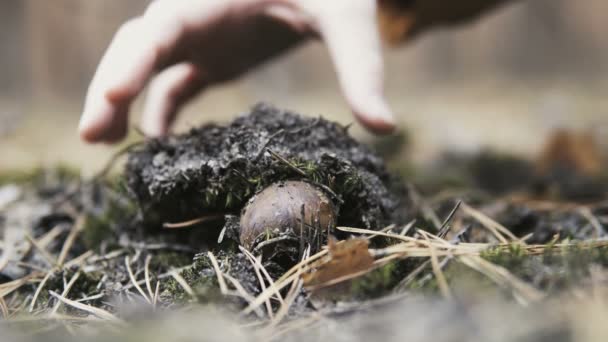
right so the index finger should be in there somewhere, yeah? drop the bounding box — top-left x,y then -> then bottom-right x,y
79,11 -> 183,143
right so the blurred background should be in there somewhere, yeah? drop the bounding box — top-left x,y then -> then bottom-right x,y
1,0 -> 607,176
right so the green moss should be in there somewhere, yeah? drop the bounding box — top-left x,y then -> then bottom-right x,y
0,165 -> 80,186
81,179 -> 137,251
349,261 -> 399,298
150,252 -> 193,271
480,243 -> 608,292
162,254 -> 223,304
481,244 -> 527,271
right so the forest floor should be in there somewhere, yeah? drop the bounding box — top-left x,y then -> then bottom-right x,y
1,108 -> 608,342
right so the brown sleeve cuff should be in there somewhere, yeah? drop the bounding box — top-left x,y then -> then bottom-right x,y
378,0 -> 513,45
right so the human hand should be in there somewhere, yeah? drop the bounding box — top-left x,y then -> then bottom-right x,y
78,0 -> 396,143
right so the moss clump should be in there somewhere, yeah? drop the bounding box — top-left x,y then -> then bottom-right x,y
80,178 -> 137,251
481,244 -> 527,270
164,252 -> 260,305
481,244 -> 608,292
349,261 -> 400,298
150,252 -> 193,271
25,268 -> 104,312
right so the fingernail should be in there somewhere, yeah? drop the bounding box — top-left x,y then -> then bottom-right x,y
353,96 -> 397,134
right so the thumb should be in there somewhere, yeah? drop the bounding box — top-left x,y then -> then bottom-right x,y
315,0 -> 395,134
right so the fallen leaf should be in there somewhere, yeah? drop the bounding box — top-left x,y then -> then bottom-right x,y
302,237 -> 374,290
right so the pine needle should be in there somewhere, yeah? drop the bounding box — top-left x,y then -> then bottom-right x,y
208,251 -> 229,295
48,290 -> 123,322
125,256 -> 151,304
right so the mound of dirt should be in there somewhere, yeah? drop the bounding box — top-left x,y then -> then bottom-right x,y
126,104 -> 411,233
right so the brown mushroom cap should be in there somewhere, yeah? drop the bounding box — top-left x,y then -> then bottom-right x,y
240,181 -> 337,250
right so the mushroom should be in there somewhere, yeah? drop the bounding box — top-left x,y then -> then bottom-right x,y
240,181 -> 337,250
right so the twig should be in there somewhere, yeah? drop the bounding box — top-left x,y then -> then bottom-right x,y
163,214 -> 224,229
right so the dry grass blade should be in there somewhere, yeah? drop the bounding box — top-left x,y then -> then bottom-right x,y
417,229 -> 454,248
0,273 -> 40,298
223,273 -> 264,317
239,247 -> 274,319
208,251 -> 229,295
407,183 -> 442,230
275,248 -> 328,285
422,234 -> 452,299
0,297 -> 9,318
57,215 -> 85,266
169,270 -> 195,298
144,255 -> 154,301
37,226 -> 65,249
268,273 -> 302,329
460,202 -> 519,243
63,250 -> 94,269
243,247 -> 329,316
394,259 -> 431,292
400,219 -> 417,236
578,207 -> 606,237
51,271 -> 81,315
243,266 -> 305,316
338,226 -> 432,246
125,256 -> 151,304
29,270 -> 54,312
24,234 -> 57,267
48,290 -> 123,322
438,200 -> 462,238
267,248 -> 310,328
153,281 -> 160,309
240,246 -> 285,304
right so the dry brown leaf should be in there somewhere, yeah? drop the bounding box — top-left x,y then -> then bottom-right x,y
537,129 -> 602,177
302,238 -> 374,289
377,0 -> 512,44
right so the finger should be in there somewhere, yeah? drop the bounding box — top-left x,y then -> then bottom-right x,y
141,63 -> 206,137
264,4 -> 312,34
314,0 -> 396,134
79,3 -> 184,143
